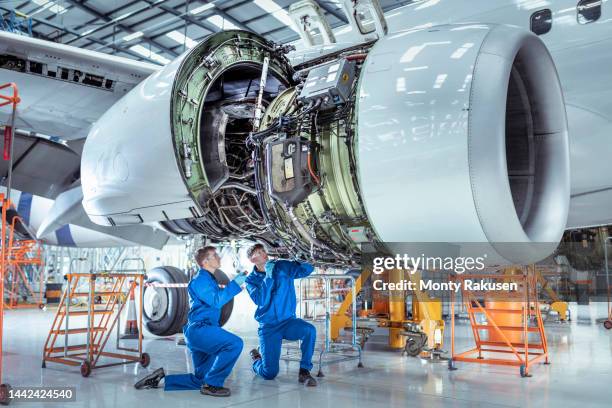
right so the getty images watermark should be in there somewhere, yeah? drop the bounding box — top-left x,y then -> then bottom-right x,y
370,253 -> 519,293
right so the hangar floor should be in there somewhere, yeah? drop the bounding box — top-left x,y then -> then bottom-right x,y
3,303 -> 611,408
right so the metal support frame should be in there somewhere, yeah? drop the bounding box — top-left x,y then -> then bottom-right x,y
280,274 -> 363,376
599,237 -> 612,328
0,83 -> 20,394
449,267 -> 550,377
42,271 -> 146,377
4,231 -> 44,309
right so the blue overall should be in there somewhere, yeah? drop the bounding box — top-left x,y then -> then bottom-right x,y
164,269 -> 243,390
245,260 -> 316,379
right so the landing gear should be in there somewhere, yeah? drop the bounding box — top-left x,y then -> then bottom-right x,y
604,320 -> 612,330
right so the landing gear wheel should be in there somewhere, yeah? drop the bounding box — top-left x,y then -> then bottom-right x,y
80,361 -> 92,377
316,370 -> 325,378
519,364 -> 531,378
448,359 -> 457,371
604,320 -> 612,330
357,362 -> 364,368
143,266 -> 189,336
140,352 -> 151,368
0,383 -> 11,405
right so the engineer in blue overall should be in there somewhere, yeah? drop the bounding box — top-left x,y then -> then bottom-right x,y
134,246 -> 246,397
245,243 -> 318,386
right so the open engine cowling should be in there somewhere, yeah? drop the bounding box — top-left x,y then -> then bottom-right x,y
81,25 -> 569,265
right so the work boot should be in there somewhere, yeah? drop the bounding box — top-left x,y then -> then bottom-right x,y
200,384 -> 231,397
298,368 -> 317,387
134,368 -> 165,389
250,348 -> 262,362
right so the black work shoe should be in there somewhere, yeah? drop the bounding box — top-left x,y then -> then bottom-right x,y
200,384 -> 231,397
298,368 -> 317,387
134,368 -> 165,389
250,348 -> 262,362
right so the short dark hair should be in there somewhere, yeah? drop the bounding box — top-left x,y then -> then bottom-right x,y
195,246 -> 216,265
247,243 -> 265,259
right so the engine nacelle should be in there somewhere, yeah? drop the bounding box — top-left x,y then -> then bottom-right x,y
81,25 -> 569,265
356,24 -> 569,263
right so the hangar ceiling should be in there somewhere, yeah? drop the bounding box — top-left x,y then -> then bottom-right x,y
2,0 -> 415,65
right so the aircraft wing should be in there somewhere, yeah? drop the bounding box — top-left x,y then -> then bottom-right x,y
0,132 -> 81,200
0,31 -> 159,199
0,31 -> 159,141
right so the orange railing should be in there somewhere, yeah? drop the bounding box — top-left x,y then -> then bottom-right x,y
448,267 -> 549,377
0,83 -> 19,108
42,273 -> 147,377
4,214 -> 44,309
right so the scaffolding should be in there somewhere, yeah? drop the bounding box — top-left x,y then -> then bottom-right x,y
448,267 -> 549,377
4,214 -> 44,309
0,82 -> 21,404
0,10 -> 32,37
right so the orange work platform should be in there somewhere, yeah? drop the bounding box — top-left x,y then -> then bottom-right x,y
42,272 -> 149,377
448,267 -> 549,377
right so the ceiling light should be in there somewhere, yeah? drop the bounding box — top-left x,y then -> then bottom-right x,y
166,31 -> 197,48
207,15 -> 239,30
31,0 -> 67,15
190,3 -> 215,15
253,0 -> 297,32
123,31 -> 144,42
130,45 -> 170,65
49,3 -> 67,14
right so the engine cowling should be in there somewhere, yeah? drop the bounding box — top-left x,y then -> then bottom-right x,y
81,25 -> 569,265
356,24 -> 569,263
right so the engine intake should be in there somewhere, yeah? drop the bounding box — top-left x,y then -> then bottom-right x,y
356,24 -> 569,263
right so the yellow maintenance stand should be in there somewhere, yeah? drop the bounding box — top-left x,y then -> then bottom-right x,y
329,268 -> 445,357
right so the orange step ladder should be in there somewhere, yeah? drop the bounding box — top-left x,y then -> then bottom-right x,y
42,272 -> 150,377
449,267 -> 549,377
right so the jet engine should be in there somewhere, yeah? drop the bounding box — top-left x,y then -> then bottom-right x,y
82,25 -> 570,265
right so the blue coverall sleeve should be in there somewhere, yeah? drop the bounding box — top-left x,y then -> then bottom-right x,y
193,276 -> 241,308
246,273 -> 269,306
277,260 -> 315,279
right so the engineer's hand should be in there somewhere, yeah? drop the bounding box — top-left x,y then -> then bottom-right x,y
233,272 -> 247,286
